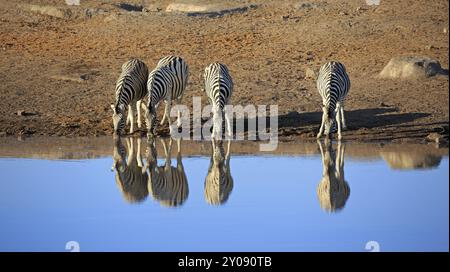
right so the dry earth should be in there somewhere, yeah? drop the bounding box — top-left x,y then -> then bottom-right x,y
0,0 -> 448,143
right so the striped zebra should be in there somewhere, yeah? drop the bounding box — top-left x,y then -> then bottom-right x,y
111,58 -> 149,135
203,63 -> 233,140
145,56 -> 189,137
112,137 -> 149,203
204,139 -> 233,205
316,61 -> 350,140
316,140 -> 350,212
146,138 -> 189,207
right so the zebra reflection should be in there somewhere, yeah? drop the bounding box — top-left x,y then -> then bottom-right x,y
205,140 -> 233,205
316,140 -> 350,212
112,136 -> 149,203
146,138 -> 189,207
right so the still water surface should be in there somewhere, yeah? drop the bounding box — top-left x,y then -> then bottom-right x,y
0,138 -> 448,252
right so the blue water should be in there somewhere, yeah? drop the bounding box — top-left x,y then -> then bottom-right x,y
0,150 -> 448,252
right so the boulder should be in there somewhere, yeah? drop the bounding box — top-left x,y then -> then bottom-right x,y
379,56 -> 445,79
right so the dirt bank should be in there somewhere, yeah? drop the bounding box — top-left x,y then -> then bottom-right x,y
0,0 -> 448,143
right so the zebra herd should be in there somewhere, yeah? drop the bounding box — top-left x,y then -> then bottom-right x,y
112,55 -> 350,140
112,137 -> 233,206
111,136 -> 348,211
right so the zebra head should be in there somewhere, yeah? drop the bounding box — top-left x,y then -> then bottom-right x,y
111,104 -> 126,135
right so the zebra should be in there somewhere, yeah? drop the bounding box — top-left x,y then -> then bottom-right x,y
203,63 -> 233,141
145,56 -> 189,137
316,61 -> 350,140
146,138 -> 189,207
316,140 -> 350,212
111,58 -> 149,135
112,136 -> 149,203
204,139 -> 233,205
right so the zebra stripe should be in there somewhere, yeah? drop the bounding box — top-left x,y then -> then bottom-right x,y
147,139 -> 189,207
203,63 -> 233,140
316,61 -> 350,139
113,58 -> 149,134
146,56 -> 189,135
204,140 -> 233,205
316,140 -> 350,212
113,137 -> 149,203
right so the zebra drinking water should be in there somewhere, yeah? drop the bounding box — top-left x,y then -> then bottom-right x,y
145,56 -> 189,137
111,58 -> 149,135
203,63 -> 233,140
316,61 -> 350,140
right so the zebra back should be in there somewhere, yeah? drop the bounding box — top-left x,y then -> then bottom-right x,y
148,55 -> 189,104
204,63 -> 233,110
316,61 -> 350,111
115,58 -> 149,111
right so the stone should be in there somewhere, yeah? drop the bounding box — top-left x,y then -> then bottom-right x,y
305,67 -> 317,79
426,132 -> 443,143
379,56 -> 445,79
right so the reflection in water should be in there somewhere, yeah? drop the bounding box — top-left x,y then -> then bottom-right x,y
316,140 -> 350,212
205,140 -> 233,205
112,137 -> 149,203
146,138 -> 189,208
381,152 -> 442,170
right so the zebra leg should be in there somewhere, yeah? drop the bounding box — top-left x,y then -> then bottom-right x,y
317,109 -> 326,139
340,102 -> 347,130
126,137 -> 133,165
126,105 -> 132,126
317,139 -> 327,176
137,100 -> 142,129
160,102 -> 168,125
129,104 -> 137,134
136,137 -> 143,168
225,106 -> 232,140
177,108 -> 182,128
336,104 -> 342,140
165,101 -> 173,134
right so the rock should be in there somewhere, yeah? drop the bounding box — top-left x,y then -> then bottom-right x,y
165,1 -> 257,17
379,56 -> 445,79
426,132 -> 443,143
19,4 -> 71,19
305,67 -> 317,79
64,0 -> 80,6
17,110 -> 25,116
143,4 -> 162,12
19,4 -> 106,19
295,2 -> 320,10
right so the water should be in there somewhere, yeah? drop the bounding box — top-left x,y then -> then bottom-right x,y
0,138 -> 448,252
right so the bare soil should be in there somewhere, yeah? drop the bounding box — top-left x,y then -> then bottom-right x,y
0,0 -> 448,143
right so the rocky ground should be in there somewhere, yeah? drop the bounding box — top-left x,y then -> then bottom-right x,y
0,0 -> 448,144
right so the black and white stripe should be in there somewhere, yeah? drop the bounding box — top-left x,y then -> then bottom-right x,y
112,58 -> 149,134
112,137 -> 149,203
203,63 -> 233,140
316,61 -> 350,140
147,138 -> 189,207
146,56 -> 189,136
204,140 -> 233,205
316,140 -> 350,212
